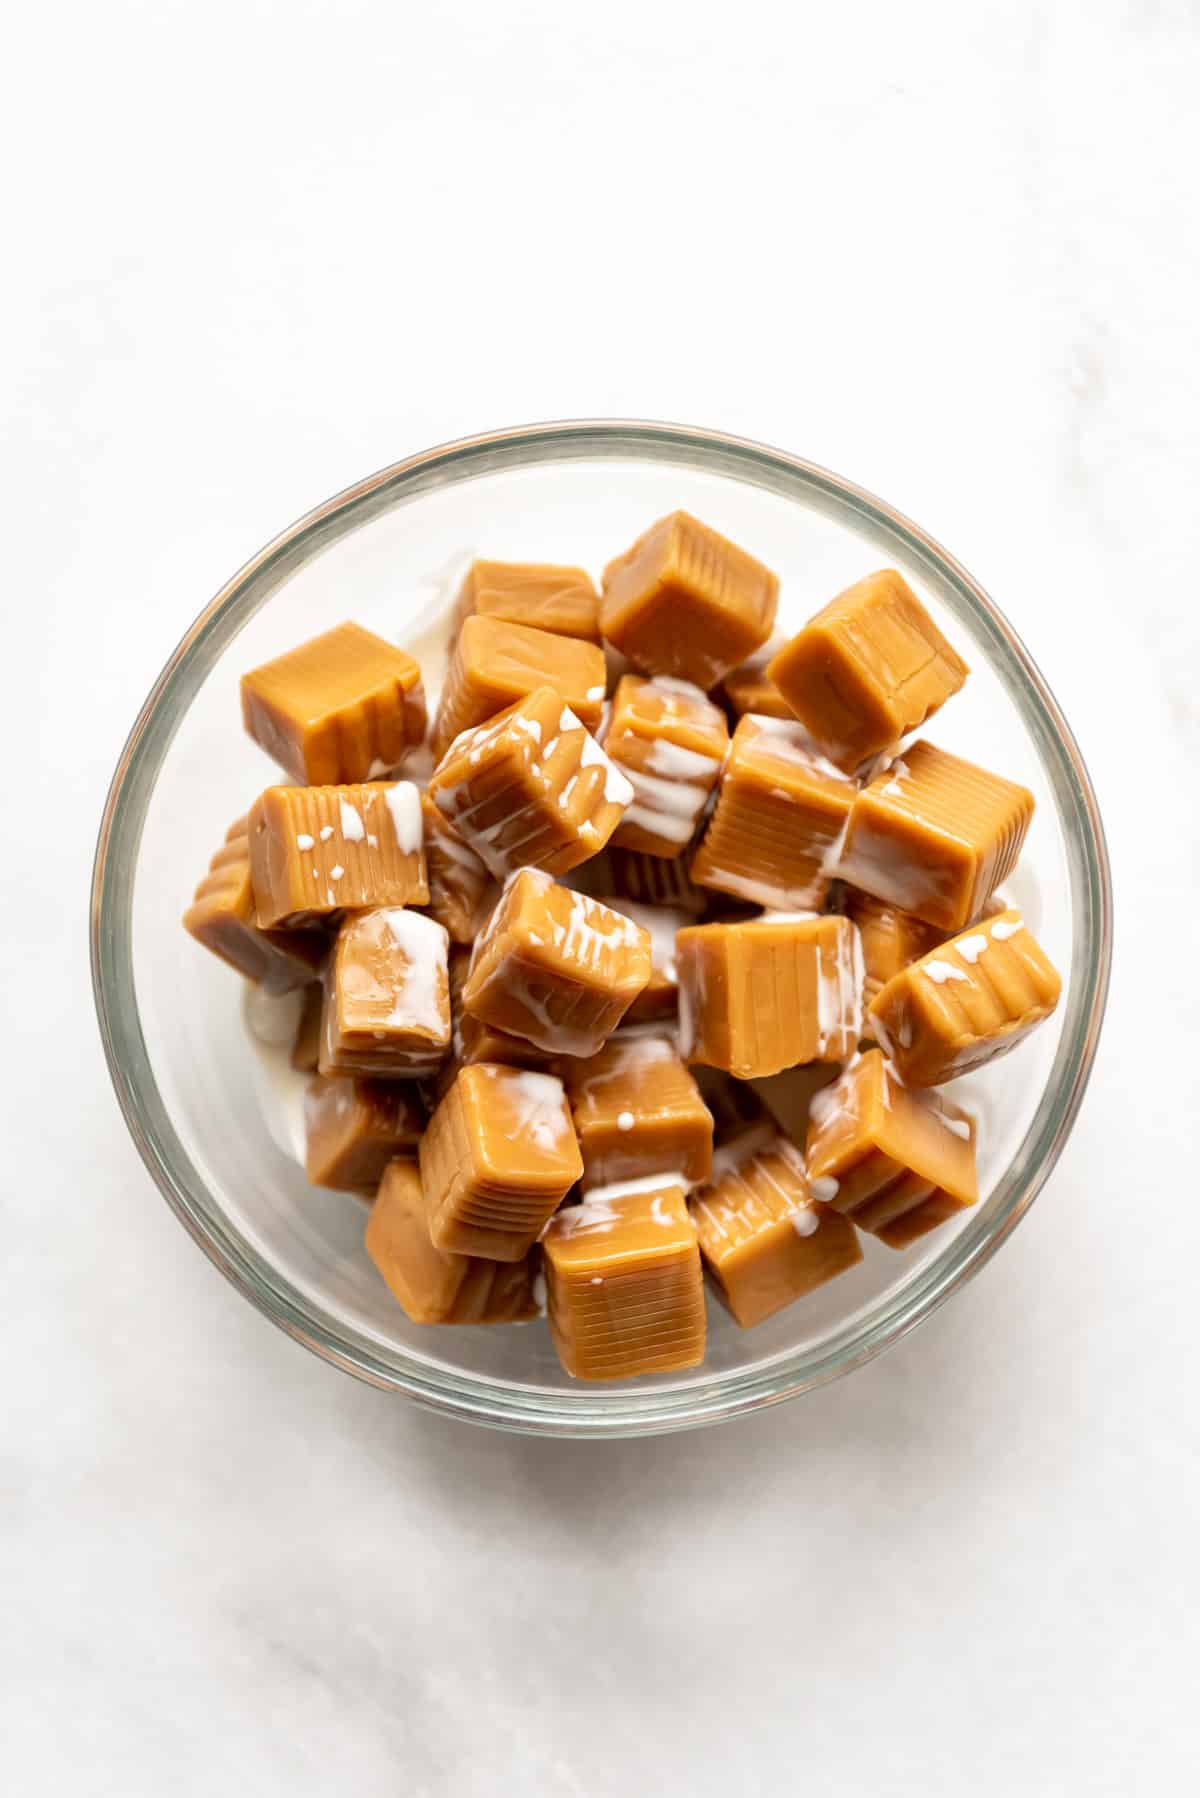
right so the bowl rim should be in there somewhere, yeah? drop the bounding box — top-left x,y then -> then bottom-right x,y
91,418 -> 1113,1436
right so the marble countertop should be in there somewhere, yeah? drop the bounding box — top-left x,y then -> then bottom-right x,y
5,2 -> 1198,1791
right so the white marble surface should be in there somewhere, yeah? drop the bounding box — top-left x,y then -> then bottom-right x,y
4,2 -> 1199,1791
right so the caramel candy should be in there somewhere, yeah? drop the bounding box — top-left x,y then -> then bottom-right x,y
838,740 -> 1034,932
601,898 -> 689,1022
601,675 -> 729,857
420,1063 -> 582,1260
240,621 -> 426,785
290,981 -> 324,1071
439,947 -> 559,1095
564,1034 -> 713,1192
842,886 -> 947,1009
249,782 -> 428,928
454,559 -> 601,642
601,511 -> 779,690
690,715 -> 856,911
419,793 -> 496,945
719,636 -> 793,720
691,1133 -> 862,1327
767,570 -> 969,771
606,846 -> 709,914
805,1048 -> 978,1247
303,1076 -> 425,1194
463,869 -> 652,1057
430,615 -> 607,760
868,908 -> 1062,1085
319,908 -> 450,1076
183,816 -> 328,992
366,1159 -> 540,1323
542,1181 -> 706,1379
428,688 -> 633,880
678,915 -> 863,1078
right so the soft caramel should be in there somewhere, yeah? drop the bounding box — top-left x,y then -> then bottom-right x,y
428,687 -> 633,880
691,1133 -> 862,1327
868,908 -> 1062,1085
366,1159 -> 540,1323
677,915 -> 863,1078
838,740 -> 1034,931
241,621 -> 426,785
841,886 -> 947,1009
419,793 -> 496,945
601,511 -> 779,690
606,846 -> 709,915
443,948 -> 560,1087
564,1034 -> 713,1191
183,815 -> 328,992
541,1181 -> 706,1379
601,675 -> 729,857
454,559 -> 600,642
420,1063 -> 582,1260
304,1076 -> 425,1194
462,869 -> 651,1057
430,614 -> 607,759
806,1049 -> 978,1247
249,781 -> 428,928
719,636 -> 793,720
768,570 -> 968,771
319,908 -> 450,1077
690,715 -> 856,911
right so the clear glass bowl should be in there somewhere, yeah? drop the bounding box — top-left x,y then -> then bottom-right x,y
91,421 -> 1112,1436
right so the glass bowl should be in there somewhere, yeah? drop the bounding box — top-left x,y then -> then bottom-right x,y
91,421 -> 1112,1436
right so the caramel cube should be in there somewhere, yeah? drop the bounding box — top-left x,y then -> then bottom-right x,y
419,793 -> 496,945
838,740 -> 1034,931
428,688 -> 633,880
420,1063 -> 582,1260
564,1035 -> 713,1192
439,948 -> 559,1096
542,1181 -> 706,1379
455,559 -> 601,642
463,869 -> 652,1057
366,1159 -> 540,1323
690,715 -> 856,910
290,981 -> 324,1071
430,614 -> 607,760
842,886 -> 947,1009
249,781 -> 428,928
868,908 -> 1062,1085
600,511 -> 779,690
183,815 -> 328,992
606,846 -> 709,914
601,898 -> 690,1022
601,675 -> 729,857
805,1049 -> 978,1247
303,1076 -> 425,1193
691,1133 -> 862,1327
767,570 -> 969,771
240,621 -> 426,785
719,636 -> 793,720
677,915 -> 863,1078
319,908 -> 450,1076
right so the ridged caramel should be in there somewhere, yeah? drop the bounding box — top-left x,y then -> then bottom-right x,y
841,885 -> 947,1009
249,781 -> 428,928
564,1034 -> 713,1191
454,559 -> 601,642
419,793 -> 496,944
430,614 -> 607,759
183,815 -> 329,992
719,636 -> 793,720
319,908 -> 450,1077
607,846 -> 709,914
366,1159 -> 540,1324
303,1076 -> 426,1194
601,674 -> 729,858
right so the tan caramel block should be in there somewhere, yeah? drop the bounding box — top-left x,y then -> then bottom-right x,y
607,846 -> 709,914
691,1065 -> 773,1144
420,1063 -> 582,1260
249,782 -> 428,928
542,1182 -> 706,1379
303,1076 -> 425,1193
319,908 -> 450,1077
691,1133 -> 862,1327
455,559 -> 601,642
428,687 -> 633,880
183,816 -> 329,993
677,915 -> 863,1079
719,636 -> 793,720
838,740 -> 1034,932
601,898 -> 689,1022
463,869 -> 652,1057
366,1159 -> 540,1323
601,511 -> 779,690
564,1035 -> 713,1191
805,1048 -> 978,1247
290,981 -> 324,1071
768,570 -> 969,771
419,793 -> 496,945
868,908 -> 1062,1085
601,674 -> 729,857
430,615 -> 607,760
240,621 -> 426,785
842,886 -> 948,1009
435,948 -> 560,1099
690,715 -> 856,910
